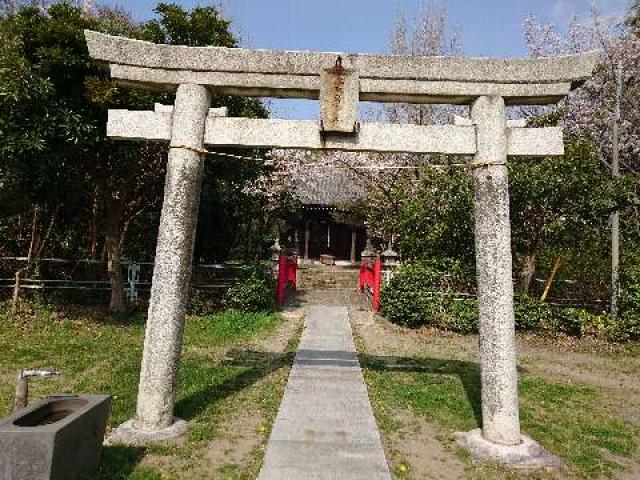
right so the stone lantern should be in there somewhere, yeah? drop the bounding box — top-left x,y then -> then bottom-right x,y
271,237 -> 282,262
381,245 -> 399,268
360,238 -> 377,265
381,245 -> 399,284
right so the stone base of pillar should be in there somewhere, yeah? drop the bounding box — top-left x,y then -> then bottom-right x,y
456,429 -> 562,469
105,417 -> 187,446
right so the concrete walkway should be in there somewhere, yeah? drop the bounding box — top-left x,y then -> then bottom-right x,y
258,305 -> 392,480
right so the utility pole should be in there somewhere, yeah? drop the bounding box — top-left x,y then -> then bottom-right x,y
611,62 -> 622,318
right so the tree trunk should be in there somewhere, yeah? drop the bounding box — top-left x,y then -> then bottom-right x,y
11,270 -> 23,317
519,251 -> 536,294
11,207 -> 40,316
106,233 -> 126,314
87,187 -> 99,258
32,206 -> 59,303
105,201 -> 126,315
519,225 -> 543,295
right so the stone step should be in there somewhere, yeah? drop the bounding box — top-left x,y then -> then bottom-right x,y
298,279 -> 359,284
298,274 -> 359,282
299,283 -> 357,289
296,265 -> 361,290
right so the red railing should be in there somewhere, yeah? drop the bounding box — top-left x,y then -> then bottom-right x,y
359,257 -> 382,311
277,254 -> 297,305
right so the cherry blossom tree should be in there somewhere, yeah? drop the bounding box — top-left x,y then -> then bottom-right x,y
265,2 -> 465,249
517,8 -> 640,296
522,11 -> 640,173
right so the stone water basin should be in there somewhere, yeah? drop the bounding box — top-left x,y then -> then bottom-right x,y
0,395 -> 111,480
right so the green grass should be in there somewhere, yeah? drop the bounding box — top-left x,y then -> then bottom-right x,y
184,309 -> 282,347
0,302 -> 289,479
520,378 -> 636,477
215,350 -> 300,479
362,354 -> 639,479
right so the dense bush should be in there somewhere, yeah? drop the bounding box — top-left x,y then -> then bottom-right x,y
441,299 -> 478,334
381,261 -> 639,341
514,295 -> 556,332
187,288 -> 226,315
381,262 -> 477,332
618,265 -> 640,341
224,264 -> 276,312
380,262 -> 446,328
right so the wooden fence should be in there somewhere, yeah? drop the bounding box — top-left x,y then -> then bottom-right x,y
0,257 -> 255,303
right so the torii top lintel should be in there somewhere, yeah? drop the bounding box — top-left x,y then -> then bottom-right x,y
85,30 -> 597,107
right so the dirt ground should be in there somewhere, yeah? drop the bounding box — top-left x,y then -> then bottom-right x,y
346,289 -> 640,480
139,288 -> 639,479
140,309 -> 305,479
198,309 -> 303,477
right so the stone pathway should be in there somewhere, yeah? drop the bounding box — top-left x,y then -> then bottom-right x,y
258,304 -> 392,480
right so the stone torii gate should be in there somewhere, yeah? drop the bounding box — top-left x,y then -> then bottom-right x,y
85,30 -> 596,464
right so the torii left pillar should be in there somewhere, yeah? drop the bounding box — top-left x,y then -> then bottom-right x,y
113,84 -> 211,443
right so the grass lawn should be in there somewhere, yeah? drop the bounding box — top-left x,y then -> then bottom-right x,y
354,312 -> 640,480
0,302 -> 300,479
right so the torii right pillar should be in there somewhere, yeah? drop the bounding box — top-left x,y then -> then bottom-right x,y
457,95 -> 561,467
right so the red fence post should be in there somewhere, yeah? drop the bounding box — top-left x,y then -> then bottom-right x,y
289,256 -> 297,289
358,256 -> 381,312
372,257 -> 382,312
358,240 -> 382,311
277,254 -> 297,305
277,254 -> 286,305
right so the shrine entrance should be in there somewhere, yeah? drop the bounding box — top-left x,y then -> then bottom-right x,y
292,208 -> 366,263
85,29 -> 596,464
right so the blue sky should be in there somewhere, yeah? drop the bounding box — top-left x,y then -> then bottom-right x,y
102,0 -> 632,119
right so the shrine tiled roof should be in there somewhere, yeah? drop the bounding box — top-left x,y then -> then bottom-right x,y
290,165 -> 367,206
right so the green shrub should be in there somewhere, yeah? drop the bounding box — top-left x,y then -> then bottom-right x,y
549,308 -> 635,342
188,288 -> 225,315
381,261 -> 638,341
514,295 -> 554,332
380,262 -> 446,328
550,307 -> 590,337
443,299 -> 478,334
381,262 -> 477,333
617,314 -> 640,341
224,265 -> 276,312
578,311 -> 628,342
618,266 -> 640,341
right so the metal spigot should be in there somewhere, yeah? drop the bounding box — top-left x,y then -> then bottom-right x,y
14,369 -> 61,412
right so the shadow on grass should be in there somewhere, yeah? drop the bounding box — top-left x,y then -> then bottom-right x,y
360,354 -> 483,427
94,350 -> 482,476
174,350 -> 295,421
92,445 -> 148,480
182,349 -> 483,428
91,351 -> 296,478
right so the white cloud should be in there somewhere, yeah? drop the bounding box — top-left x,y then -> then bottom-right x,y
552,0 -> 570,18
550,0 -> 630,23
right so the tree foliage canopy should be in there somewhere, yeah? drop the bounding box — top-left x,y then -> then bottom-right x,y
0,2 -> 277,313
0,2 -> 271,264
